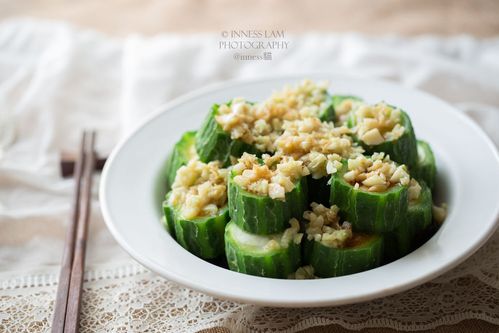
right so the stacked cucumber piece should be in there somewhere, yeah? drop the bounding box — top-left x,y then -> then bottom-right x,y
161,85 -> 442,279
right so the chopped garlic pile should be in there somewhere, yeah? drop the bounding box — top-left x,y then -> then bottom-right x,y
264,218 -> 303,251
353,102 -> 405,145
343,153 -> 411,193
169,160 -> 228,219
335,98 -> 363,124
304,203 -> 353,248
232,152 -> 309,200
215,80 -> 332,152
275,117 -> 363,179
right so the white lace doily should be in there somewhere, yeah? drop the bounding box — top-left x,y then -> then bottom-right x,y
0,229 -> 497,332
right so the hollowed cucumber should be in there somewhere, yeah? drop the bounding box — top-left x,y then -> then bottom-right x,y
384,181 -> 433,262
348,109 -> 418,167
329,162 -> 408,233
224,221 -> 301,278
164,193 -> 229,260
166,131 -> 197,189
228,172 -> 308,235
413,140 -> 436,191
304,233 -> 383,278
195,103 -> 260,166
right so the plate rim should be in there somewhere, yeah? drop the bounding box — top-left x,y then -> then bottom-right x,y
100,74 -> 499,307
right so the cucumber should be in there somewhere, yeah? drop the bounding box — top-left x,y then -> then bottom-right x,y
228,171 -> 308,235
413,140 -> 436,191
195,103 -> 260,166
329,162 -> 408,233
166,131 -> 197,189
164,193 -> 229,260
304,233 -> 383,277
384,181 -> 433,262
348,108 -> 418,167
224,221 -> 301,278
318,94 -> 335,122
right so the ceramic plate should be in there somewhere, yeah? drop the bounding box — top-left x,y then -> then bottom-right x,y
100,75 -> 499,307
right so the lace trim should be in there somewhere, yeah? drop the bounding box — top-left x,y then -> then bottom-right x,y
0,231 -> 497,332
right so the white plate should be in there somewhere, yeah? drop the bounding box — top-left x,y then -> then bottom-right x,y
100,75 -> 499,307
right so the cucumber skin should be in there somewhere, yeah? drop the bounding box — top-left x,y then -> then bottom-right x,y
384,182 -> 433,262
329,163 -> 408,233
318,95 -> 335,122
348,110 -> 418,168
228,173 -> 308,235
413,140 -> 436,191
224,222 -> 301,278
164,196 -> 229,260
162,194 -> 176,236
304,235 -> 383,278
166,131 -> 197,189
195,104 -> 260,166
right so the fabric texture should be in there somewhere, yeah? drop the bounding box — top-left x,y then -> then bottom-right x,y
0,19 -> 498,332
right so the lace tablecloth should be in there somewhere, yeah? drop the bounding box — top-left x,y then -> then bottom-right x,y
0,19 -> 498,332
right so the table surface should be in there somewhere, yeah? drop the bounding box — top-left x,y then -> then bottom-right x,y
0,1 -> 498,332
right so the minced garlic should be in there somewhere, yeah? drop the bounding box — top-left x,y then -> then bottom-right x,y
304,203 -> 353,248
353,102 -> 405,145
343,153 -> 411,193
169,160 -> 228,219
232,152 -> 309,200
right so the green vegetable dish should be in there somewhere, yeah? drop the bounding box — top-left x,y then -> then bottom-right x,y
162,80 -> 447,279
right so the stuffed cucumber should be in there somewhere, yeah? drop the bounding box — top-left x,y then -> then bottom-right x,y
164,160 -> 229,259
225,219 -> 302,278
413,140 -> 436,191
195,101 -> 260,166
228,153 -> 308,234
384,180 -> 433,261
302,203 -> 383,277
166,131 -> 197,189
329,154 -> 410,233
331,95 -> 363,124
347,102 -> 417,167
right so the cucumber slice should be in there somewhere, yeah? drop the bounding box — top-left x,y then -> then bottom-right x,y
164,193 -> 229,259
329,161 -> 409,233
384,181 -> 433,261
304,234 -> 383,277
348,107 -> 418,167
413,140 -> 436,191
228,171 -> 308,235
224,221 -> 302,278
166,131 -> 197,189
195,103 -> 260,166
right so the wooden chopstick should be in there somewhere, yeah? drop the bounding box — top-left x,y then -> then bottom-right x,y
52,132 -> 88,333
51,131 -> 97,333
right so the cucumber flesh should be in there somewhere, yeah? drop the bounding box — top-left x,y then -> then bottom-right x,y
195,103 -> 260,166
318,94 -> 335,122
384,181 -> 433,262
224,221 -> 302,278
413,140 -> 436,191
166,131 -> 197,190
331,95 -> 363,123
304,233 -> 383,278
228,172 -> 308,235
164,193 -> 229,260
348,108 -> 418,168
329,162 -> 408,233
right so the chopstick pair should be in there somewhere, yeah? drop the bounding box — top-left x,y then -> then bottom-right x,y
52,131 -> 97,333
